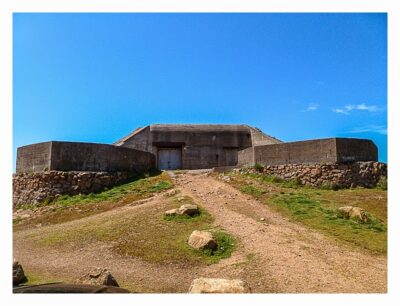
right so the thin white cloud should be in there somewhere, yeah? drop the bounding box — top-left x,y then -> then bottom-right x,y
332,103 -> 380,115
301,103 -> 319,112
348,125 -> 387,135
332,108 -> 348,114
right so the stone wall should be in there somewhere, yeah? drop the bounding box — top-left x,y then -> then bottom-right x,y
240,161 -> 387,188
13,171 -> 137,206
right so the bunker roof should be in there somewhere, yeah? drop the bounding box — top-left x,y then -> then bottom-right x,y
114,124 -> 280,145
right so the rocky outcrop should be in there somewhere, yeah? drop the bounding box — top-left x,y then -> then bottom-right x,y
234,161 -> 387,189
188,278 -> 251,293
13,171 -> 137,207
77,268 -> 119,287
13,261 -> 27,286
188,231 -> 217,251
338,206 -> 369,223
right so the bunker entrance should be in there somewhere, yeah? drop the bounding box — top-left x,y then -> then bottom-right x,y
158,148 -> 182,170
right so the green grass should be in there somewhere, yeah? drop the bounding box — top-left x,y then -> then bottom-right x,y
23,271 -> 61,286
37,195 -> 236,265
199,230 -> 236,263
51,172 -> 173,207
227,171 -> 387,254
13,217 -> 23,225
14,172 -> 174,231
376,176 -> 387,190
240,185 -> 266,196
18,171 -> 173,209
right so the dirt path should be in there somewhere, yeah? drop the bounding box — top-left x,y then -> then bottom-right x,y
13,171 -> 387,293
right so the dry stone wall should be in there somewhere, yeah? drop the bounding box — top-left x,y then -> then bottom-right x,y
13,171 -> 136,207
239,161 -> 387,188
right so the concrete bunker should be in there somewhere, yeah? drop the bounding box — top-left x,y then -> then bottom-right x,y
15,124 -> 379,173
113,124 -> 281,170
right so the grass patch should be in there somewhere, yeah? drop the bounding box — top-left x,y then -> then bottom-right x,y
199,230 -> 236,263
240,185 -> 266,197
242,172 -> 303,188
14,172 -> 174,231
23,271 -> 62,286
226,171 -> 387,254
51,172 -> 173,207
319,181 -> 340,191
36,196 -> 236,265
13,217 -> 23,225
254,163 -> 264,172
271,192 -> 386,253
376,176 -> 387,190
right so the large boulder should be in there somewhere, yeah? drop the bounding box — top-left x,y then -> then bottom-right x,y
338,206 -> 369,223
77,268 -> 119,287
189,278 -> 251,293
178,204 -> 199,216
13,261 -> 27,286
188,230 -> 217,251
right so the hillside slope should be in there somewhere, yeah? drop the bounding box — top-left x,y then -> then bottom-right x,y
13,171 -> 387,293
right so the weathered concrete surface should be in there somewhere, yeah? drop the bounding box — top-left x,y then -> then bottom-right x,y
335,138 -> 378,163
16,141 -> 155,173
16,142 -> 52,173
115,124 -> 281,170
238,138 -> 378,166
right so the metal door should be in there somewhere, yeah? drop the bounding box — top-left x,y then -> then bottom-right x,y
158,148 -> 182,170
223,148 -> 238,166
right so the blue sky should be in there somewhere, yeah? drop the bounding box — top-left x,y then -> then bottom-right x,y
13,13 -> 387,165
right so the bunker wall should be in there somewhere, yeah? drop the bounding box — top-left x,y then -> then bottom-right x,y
16,141 -> 156,173
253,138 -> 338,165
336,138 -> 378,162
16,142 -> 52,173
238,138 -> 378,166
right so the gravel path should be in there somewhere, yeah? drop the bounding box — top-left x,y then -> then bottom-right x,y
13,171 -> 387,293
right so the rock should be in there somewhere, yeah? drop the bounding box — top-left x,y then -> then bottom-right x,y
165,189 -> 178,197
260,217 -> 265,221
188,230 -> 217,251
188,278 -> 251,293
13,261 -> 27,286
338,206 -> 369,223
220,175 -> 231,182
165,208 -> 179,216
178,204 -> 199,216
77,268 -> 119,287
